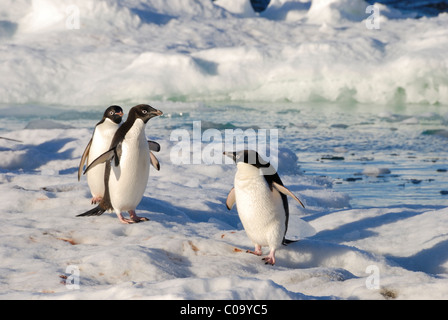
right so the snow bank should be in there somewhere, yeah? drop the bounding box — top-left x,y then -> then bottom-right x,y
306,0 -> 370,24
0,0 -> 447,105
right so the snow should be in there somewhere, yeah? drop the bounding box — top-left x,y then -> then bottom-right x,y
0,0 -> 447,105
1,108 -> 448,300
1,0 -> 448,300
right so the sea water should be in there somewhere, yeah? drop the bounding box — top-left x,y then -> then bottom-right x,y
2,100 -> 448,209
127,101 -> 448,209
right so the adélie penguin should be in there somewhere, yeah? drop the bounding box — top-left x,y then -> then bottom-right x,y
78,106 -> 162,205
78,104 -> 163,224
78,105 -> 124,204
224,150 -> 305,265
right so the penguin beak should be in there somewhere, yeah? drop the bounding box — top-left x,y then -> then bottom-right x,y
117,111 -> 124,117
152,109 -> 163,117
143,109 -> 163,123
223,151 -> 237,162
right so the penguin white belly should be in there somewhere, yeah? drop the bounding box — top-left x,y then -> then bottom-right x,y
109,122 -> 150,212
234,173 -> 286,250
87,122 -> 118,198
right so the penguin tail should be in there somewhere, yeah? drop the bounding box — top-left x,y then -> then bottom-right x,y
282,238 -> 299,245
77,205 -> 106,217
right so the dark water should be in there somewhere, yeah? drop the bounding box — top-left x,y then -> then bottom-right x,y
366,0 -> 448,17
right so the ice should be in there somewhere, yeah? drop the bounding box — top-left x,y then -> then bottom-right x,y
362,167 -> 391,177
1,106 -> 448,300
306,0 -> 370,24
0,0 -> 447,105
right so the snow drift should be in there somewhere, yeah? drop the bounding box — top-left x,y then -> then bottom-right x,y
0,0 -> 447,106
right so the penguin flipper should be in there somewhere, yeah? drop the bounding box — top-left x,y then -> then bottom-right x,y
78,138 -> 92,181
148,140 -> 161,152
77,205 -> 106,217
150,151 -> 160,171
226,187 -> 236,210
272,182 -> 305,208
83,148 -> 116,174
114,142 -> 122,167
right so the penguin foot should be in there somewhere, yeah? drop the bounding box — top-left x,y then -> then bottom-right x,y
128,210 -> 149,223
91,196 -> 103,205
246,249 -> 262,256
262,256 -> 276,265
246,244 -> 262,256
117,217 -> 148,224
262,250 -> 276,265
119,218 -> 137,224
116,212 -> 148,224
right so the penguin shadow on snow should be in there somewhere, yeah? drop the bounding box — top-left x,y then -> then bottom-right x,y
0,137 -> 77,172
138,195 -> 241,228
109,194 -> 366,272
387,238 -> 448,276
307,205 -> 444,244
138,196 -> 326,268
301,204 -> 448,275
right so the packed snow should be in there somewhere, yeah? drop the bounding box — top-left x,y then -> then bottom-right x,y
1,0 -> 448,300
1,101 -> 448,300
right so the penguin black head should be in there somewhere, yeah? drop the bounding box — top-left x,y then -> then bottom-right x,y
103,105 -> 124,125
224,150 -> 270,169
131,104 -> 163,123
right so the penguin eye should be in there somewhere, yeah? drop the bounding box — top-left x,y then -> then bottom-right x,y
142,109 -> 148,114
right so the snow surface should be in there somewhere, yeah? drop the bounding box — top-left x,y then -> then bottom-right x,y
1,0 -> 448,300
1,102 -> 448,300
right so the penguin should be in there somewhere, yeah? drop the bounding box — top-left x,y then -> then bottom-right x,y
77,104 -> 163,224
250,0 -> 271,13
147,140 -> 161,171
224,150 -> 305,265
78,105 -> 124,204
78,106 -> 161,205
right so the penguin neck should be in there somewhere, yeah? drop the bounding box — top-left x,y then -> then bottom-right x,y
102,118 -> 120,129
124,118 -> 146,140
236,162 -> 263,181
94,118 -> 119,141
97,117 -> 119,128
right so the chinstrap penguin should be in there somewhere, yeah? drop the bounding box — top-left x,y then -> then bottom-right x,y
78,105 -> 124,204
78,104 -> 163,224
224,150 -> 305,265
